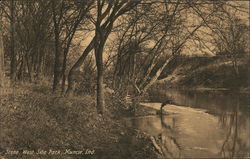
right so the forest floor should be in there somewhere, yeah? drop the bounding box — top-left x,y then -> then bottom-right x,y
0,83 -> 159,159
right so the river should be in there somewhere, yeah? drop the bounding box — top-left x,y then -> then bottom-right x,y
125,89 -> 250,158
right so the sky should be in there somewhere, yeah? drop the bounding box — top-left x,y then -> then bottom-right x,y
71,0 -> 250,60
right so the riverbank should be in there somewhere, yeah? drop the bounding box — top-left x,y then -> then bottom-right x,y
0,84 -> 159,159
157,55 -> 249,90
150,86 -> 250,94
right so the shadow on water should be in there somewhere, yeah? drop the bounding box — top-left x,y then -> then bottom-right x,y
157,114 -> 182,158
126,114 -> 183,158
126,89 -> 250,158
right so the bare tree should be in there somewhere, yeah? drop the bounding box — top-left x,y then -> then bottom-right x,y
66,0 -> 141,114
51,0 -> 94,93
0,13 -> 5,87
94,0 -> 142,114
112,0 -> 206,97
107,1 -> 246,115
13,0 -> 53,82
213,16 -> 249,76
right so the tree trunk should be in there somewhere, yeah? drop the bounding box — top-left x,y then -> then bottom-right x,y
25,54 -> 33,82
53,50 -> 64,92
52,0 -> 64,92
95,43 -> 105,115
36,48 -> 44,81
52,22 -> 63,92
0,20 -> 5,87
10,0 -> 16,82
61,48 -> 68,94
17,58 -> 24,81
140,56 -> 174,95
65,37 -> 95,96
232,58 -> 239,77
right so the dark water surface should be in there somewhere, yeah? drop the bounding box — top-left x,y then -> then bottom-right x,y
126,89 -> 250,158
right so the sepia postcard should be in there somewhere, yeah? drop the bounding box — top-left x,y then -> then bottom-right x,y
0,0 -> 249,159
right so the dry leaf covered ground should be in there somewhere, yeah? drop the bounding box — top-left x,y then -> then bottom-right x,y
0,84 -> 159,159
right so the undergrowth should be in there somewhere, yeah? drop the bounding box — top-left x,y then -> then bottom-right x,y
0,84 -> 158,159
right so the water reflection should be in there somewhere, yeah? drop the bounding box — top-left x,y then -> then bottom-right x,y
157,114 -> 182,158
127,114 -> 183,158
160,89 -> 249,158
218,97 -> 249,158
126,89 -> 250,158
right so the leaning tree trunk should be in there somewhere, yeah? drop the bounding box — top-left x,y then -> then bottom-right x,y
65,37 -> 95,96
140,56 -> 174,95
